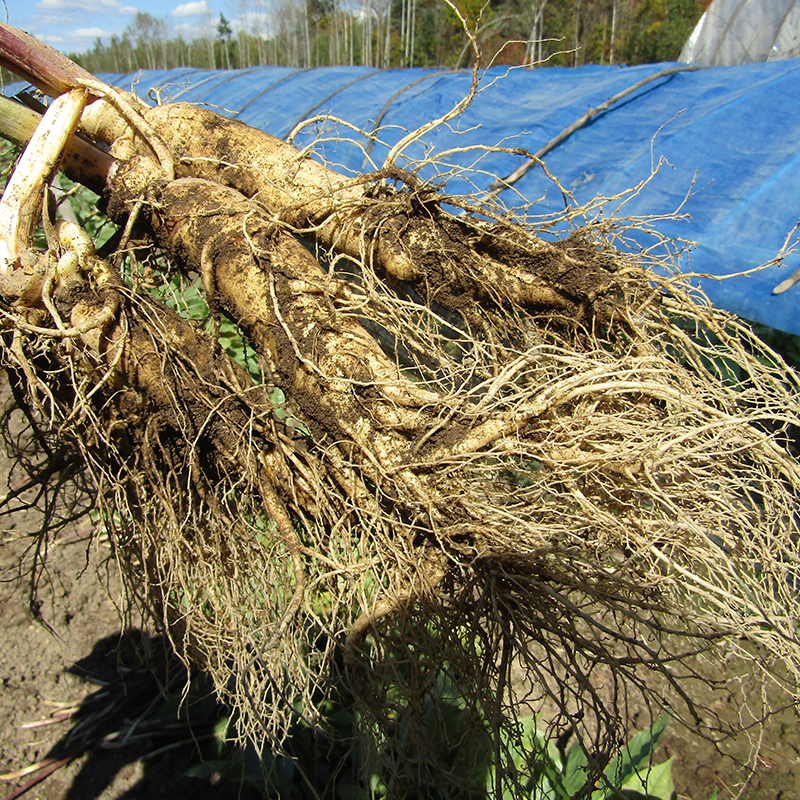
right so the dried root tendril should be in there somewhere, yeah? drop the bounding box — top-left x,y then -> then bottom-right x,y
0,36 -> 798,798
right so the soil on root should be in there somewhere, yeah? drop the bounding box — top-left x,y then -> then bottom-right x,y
392,213 -> 626,326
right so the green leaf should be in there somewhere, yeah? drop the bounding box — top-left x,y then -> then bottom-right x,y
183,759 -> 229,779
620,756 -> 675,800
562,741 -> 591,795
212,714 -> 230,738
491,715 -> 571,799
602,712 -> 669,791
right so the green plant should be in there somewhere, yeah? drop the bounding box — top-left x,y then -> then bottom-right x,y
493,713 -> 675,800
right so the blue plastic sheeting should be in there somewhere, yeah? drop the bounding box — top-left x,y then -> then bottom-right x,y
6,61 -> 800,334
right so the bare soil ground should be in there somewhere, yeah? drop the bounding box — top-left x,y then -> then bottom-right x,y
0,373 -> 798,800
0,374 -> 263,800
0,534 -> 264,799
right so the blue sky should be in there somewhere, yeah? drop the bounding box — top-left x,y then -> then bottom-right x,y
4,0 -> 230,55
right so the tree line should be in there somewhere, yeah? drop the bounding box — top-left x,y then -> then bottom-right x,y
69,0 -> 708,74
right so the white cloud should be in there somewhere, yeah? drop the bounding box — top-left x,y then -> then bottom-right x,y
39,33 -> 66,43
37,0 -> 82,8
172,1 -> 213,17
37,0 -> 136,13
34,14 -> 67,25
73,27 -> 111,37
174,17 -> 219,38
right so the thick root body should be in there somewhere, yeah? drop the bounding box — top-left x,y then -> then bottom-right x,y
134,104 -> 622,318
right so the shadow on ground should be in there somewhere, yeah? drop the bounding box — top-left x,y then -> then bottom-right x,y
4,630 -> 266,800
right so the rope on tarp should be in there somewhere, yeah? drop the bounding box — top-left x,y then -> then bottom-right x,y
773,266 -> 800,294
771,220 -> 800,294
166,66 -> 264,103
360,70 -> 461,169
284,68 -> 384,141
175,65 -> 265,104
484,64 -> 707,202
231,67 -> 314,120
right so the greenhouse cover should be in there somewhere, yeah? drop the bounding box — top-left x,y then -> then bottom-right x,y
8,59 -> 800,335
680,0 -> 800,66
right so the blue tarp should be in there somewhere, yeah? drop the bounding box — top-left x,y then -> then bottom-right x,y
7,61 -> 800,334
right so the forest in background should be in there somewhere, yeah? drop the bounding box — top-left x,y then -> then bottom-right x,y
68,0 -> 710,75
